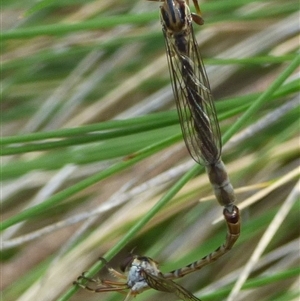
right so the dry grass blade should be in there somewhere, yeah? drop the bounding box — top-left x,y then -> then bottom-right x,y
228,180 -> 300,301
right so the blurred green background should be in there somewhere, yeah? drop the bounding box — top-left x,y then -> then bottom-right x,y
2,1 -> 299,301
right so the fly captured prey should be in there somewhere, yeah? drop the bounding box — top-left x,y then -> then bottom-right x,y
74,255 -> 201,301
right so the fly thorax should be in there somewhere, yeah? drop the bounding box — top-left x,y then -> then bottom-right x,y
160,0 -> 192,33
140,259 -> 160,276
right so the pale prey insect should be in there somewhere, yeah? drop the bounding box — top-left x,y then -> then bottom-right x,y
74,255 -> 201,301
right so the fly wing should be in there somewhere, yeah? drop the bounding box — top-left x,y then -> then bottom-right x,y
163,25 -> 221,165
142,270 -> 201,301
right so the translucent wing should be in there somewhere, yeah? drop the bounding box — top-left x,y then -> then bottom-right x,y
163,23 -> 221,165
142,270 -> 201,301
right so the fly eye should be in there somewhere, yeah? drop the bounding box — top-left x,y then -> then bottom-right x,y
120,255 -> 134,272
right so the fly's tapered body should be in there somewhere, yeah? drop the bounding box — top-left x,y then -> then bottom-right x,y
158,0 -> 241,277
